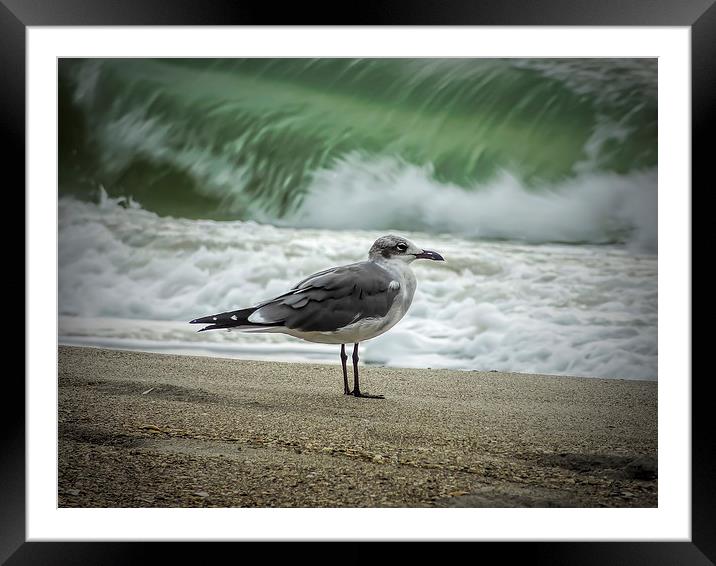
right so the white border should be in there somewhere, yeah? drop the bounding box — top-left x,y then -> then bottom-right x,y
28,27 -> 691,541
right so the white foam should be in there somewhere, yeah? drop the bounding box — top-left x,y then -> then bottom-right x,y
286,154 -> 657,253
59,197 -> 657,379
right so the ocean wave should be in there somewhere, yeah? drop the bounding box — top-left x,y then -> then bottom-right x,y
286,155 -> 657,252
59,58 -> 657,227
58,196 -> 658,379
57,57 -> 658,379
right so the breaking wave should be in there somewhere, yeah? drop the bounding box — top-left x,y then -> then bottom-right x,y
59,58 -> 657,250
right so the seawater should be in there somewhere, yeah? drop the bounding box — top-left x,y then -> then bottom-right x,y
58,58 -> 657,379
59,194 -> 657,379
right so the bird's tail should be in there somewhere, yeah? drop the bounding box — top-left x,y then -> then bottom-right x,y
189,307 -> 265,332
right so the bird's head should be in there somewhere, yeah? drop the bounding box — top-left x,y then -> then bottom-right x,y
368,234 -> 445,263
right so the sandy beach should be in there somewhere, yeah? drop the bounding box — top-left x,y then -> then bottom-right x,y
58,346 -> 657,508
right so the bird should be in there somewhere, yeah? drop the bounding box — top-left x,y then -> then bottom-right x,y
189,234 -> 445,398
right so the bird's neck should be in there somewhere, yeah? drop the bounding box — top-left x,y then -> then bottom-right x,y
373,257 -> 417,289
385,259 -> 418,309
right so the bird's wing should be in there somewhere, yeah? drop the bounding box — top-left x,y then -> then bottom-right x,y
249,261 -> 400,332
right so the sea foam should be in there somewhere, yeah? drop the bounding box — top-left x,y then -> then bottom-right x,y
59,196 -> 657,379
287,154 -> 657,253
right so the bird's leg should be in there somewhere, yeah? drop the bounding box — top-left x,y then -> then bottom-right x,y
352,343 -> 360,395
341,344 -> 351,395
352,342 -> 384,399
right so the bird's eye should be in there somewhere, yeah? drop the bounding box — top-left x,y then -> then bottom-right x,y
396,242 -> 408,252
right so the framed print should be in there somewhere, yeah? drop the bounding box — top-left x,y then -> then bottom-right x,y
9,0 -> 708,563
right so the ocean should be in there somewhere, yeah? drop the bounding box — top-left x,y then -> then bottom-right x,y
58,58 -> 657,380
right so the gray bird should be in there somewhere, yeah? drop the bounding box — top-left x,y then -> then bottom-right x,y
190,234 -> 445,398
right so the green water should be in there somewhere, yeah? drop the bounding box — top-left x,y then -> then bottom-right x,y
59,58 -> 657,221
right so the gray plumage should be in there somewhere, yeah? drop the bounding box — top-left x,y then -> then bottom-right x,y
260,261 -> 399,332
190,261 -> 399,333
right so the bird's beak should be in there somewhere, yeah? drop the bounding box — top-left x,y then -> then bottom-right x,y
414,249 -> 445,261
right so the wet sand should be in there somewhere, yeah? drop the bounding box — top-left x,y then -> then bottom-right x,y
58,346 -> 657,508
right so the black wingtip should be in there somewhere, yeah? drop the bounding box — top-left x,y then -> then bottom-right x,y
189,308 -> 259,331
189,315 -> 217,325
196,324 -> 224,332
189,317 -> 214,331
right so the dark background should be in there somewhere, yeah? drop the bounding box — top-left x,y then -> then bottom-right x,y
7,0 -> 708,563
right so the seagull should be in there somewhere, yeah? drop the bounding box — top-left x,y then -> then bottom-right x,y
190,234 -> 444,398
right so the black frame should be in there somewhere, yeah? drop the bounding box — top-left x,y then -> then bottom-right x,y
8,1 -> 707,563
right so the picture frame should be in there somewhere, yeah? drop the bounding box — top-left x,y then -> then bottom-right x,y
9,0 -> 707,562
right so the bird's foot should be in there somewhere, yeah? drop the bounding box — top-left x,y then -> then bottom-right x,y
352,391 -> 385,399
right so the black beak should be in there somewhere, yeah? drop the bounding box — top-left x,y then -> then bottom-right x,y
414,249 -> 445,261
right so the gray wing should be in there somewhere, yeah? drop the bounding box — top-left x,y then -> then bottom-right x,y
251,261 -> 399,332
